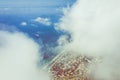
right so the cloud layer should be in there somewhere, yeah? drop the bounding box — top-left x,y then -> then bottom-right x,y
0,30 -> 50,80
56,0 -> 120,80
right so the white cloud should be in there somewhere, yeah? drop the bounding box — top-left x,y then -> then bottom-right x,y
57,35 -> 69,46
20,22 -> 27,26
34,17 -> 51,26
0,30 -> 50,80
56,0 -> 120,80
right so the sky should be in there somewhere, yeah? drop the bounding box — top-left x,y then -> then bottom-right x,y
0,0 -> 76,14
0,0 -> 76,44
